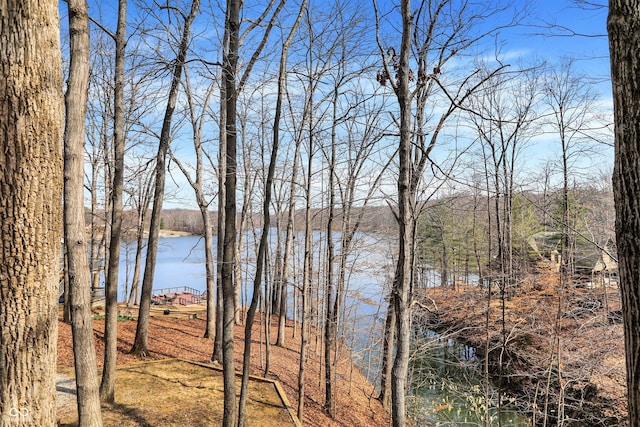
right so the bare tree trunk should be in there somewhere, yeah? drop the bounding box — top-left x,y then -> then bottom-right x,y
168,74 -> 216,337
389,2 -> 414,426
127,222 -> 144,307
276,196 -> 295,345
276,156 -> 299,346
323,90 -> 338,417
298,139 -> 314,423
608,2 -> 640,425
202,206 -> 216,337
0,1 -> 62,423
100,0 -> 127,403
238,112 -> 280,424
131,0 -> 200,357
264,260 -> 272,377
275,57 -> 306,346
63,244 -> 72,323
127,164 -> 153,307
212,82 -> 226,363
298,44 -> 317,416
543,60 -> 597,426
89,148 -> 102,292
235,193 -> 248,325
377,300 -> 395,410
64,0 -> 103,424
221,0 -> 240,425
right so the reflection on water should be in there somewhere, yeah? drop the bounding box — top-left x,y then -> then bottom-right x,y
408,327 -> 530,426
120,235 -> 530,426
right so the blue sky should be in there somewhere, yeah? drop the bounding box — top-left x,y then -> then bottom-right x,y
515,0 -> 609,73
69,0 -> 611,73
61,0 -> 614,209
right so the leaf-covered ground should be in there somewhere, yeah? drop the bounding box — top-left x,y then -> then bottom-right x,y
56,307 -> 389,426
418,264 -> 627,426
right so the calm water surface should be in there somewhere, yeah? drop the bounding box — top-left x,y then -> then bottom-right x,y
116,234 -> 530,426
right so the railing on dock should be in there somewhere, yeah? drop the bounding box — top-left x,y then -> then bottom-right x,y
152,286 -> 202,296
151,286 -> 203,306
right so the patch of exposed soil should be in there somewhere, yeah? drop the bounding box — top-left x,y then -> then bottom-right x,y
418,264 -> 627,426
57,308 -> 389,426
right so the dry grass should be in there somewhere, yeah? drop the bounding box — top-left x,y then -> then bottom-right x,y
57,359 -> 295,427
56,305 -> 389,427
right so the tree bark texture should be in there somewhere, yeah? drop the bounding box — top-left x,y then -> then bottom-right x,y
0,1 -> 63,425
101,0 -> 127,403
391,1 -> 414,426
221,0 -> 240,425
63,0 -> 103,424
608,2 -> 640,425
378,300 -> 395,410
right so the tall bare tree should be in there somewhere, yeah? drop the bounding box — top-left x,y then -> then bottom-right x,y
237,2 -> 305,424
63,0 -> 103,424
608,1 -> 640,425
293,5 -> 339,418
220,0 -> 240,424
100,0 -> 128,403
544,59 -> 602,274
542,60 -> 602,423
85,30 -> 114,295
125,159 -> 155,307
215,0 -> 288,422
213,71 -> 226,363
131,0 -> 201,357
388,4 -> 413,423
169,70 -> 218,337
373,0 -> 518,424
0,0 -> 62,424
298,84 -> 314,423
212,0 -> 288,366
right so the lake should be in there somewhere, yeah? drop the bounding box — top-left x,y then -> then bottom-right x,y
114,234 -> 530,426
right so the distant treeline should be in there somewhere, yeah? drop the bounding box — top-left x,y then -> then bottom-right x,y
86,205 -> 398,237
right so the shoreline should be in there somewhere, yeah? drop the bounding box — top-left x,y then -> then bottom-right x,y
418,276 -> 626,426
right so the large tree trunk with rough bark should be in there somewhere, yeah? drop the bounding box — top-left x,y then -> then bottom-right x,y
63,0 -> 103,425
608,2 -> 640,425
0,1 -> 63,424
